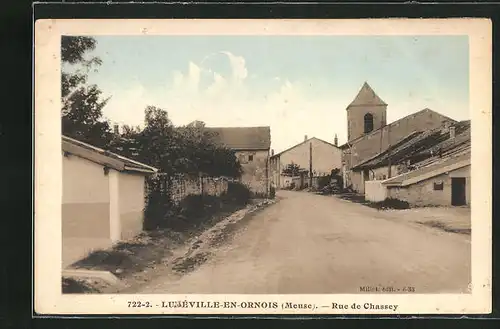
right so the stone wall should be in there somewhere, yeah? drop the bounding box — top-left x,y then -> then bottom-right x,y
169,175 -> 229,205
387,165 -> 471,207
236,149 -> 269,196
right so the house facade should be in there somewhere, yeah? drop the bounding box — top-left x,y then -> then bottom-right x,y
339,82 -> 457,193
366,151 -> 471,207
270,136 -> 342,189
206,126 -> 271,196
62,136 -> 157,268
362,120 -> 471,207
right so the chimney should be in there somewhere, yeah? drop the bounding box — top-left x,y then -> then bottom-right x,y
271,149 -> 274,156
334,134 -> 338,147
449,125 -> 456,139
304,135 -> 308,141
113,124 -> 119,135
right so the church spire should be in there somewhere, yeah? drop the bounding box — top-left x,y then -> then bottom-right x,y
347,82 -> 387,108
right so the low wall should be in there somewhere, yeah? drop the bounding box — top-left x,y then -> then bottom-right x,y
160,175 -> 230,205
365,180 -> 388,202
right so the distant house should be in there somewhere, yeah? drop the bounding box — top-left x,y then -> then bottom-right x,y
62,136 -> 157,268
270,135 -> 342,189
205,126 -> 271,196
363,121 -> 471,207
339,82 -> 458,193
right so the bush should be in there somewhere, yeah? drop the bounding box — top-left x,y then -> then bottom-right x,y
317,175 -> 331,190
224,181 -> 251,205
372,197 -> 410,210
178,194 -> 221,218
143,187 -> 175,231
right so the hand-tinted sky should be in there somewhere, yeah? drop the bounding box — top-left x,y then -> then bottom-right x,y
80,35 -> 469,153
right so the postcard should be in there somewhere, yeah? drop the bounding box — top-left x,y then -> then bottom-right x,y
34,18 -> 492,315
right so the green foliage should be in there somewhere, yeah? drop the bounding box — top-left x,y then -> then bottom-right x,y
111,107 -> 242,178
62,85 -> 111,148
143,174 -> 175,230
178,195 -> 221,221
223,182 -> 251,206
61,36 -> 111,148
372,198 -> 410,210
317,175 -> 331,190
282,162 -> 304,177
61,36 -> 101,65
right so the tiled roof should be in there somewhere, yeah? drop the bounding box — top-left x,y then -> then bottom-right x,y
205,126 -> 271,150
411,120 -> 470,159
62,135 -> 158,174
348,82 -> 387,108
382,151 -> 470,187
352,120 -> 470,170
271,137 -> 338,159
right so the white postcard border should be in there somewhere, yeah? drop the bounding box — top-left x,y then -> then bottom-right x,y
34,18 -> 492,315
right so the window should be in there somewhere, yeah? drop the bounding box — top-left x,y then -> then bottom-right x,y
433,181 -> 444,191
364,113 -> 374,133
248,155 -> 254,162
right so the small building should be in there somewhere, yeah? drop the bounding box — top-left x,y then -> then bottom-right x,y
363,121 -> 471,207
365,151 -> 470,207
270,136 -> 342,189
354,120 -> 470,194
62,136 -> 157,268
206,126 -> 271,196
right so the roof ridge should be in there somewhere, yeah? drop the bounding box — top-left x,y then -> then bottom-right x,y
62,135 -> 158,172
271,136 -> 339,158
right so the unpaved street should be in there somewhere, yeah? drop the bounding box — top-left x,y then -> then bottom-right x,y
137,190 -> 471,294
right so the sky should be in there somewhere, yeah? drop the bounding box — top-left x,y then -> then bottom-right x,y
73,35 -> 469,153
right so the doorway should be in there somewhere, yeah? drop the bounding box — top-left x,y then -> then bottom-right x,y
451,177 -> 466,206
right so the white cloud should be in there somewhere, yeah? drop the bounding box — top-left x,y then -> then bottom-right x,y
220,51 -> 248,82
100,83 -> 151,127
100,53 -> 348,152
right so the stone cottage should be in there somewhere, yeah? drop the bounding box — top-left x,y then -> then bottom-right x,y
270,135 -> 342,189
206,126 -> 271,196
362,121 -> 471,206
339,82 -> 457,193
62,136 -> 157,268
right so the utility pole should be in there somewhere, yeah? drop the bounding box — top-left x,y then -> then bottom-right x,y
309,142 -> 313,187
387,124 -> 392,178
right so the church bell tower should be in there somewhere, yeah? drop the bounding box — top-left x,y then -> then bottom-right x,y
346,82 -> 387,142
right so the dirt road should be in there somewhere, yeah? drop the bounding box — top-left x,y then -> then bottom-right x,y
137,190 -> 471,294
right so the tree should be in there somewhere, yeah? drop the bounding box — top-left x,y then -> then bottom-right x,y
173,122 -> 242,178
61,36 -> 111,148
282,163 -> 304,177
133,106 -> 178,174
108,106 -> 242,178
